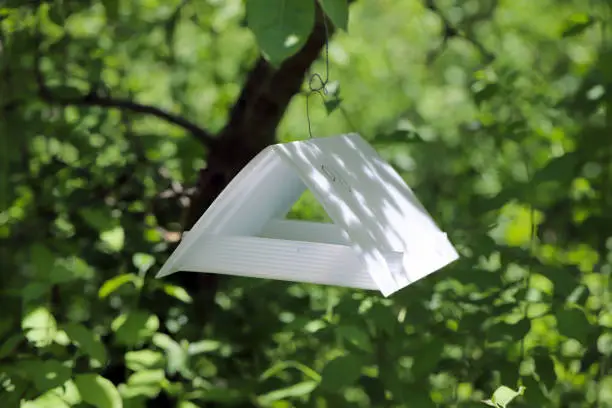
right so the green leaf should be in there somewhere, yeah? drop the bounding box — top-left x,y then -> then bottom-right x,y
403,387 -> 436,408
556,308 -> 591,344
452,268 -> 503,290
533,348 -> 556,391
112,311 -> 159,347
482,385 -> 525,408
0,333 -> 23,359
537,267 -> 578,298
374,129 -> 425,145
22,282 -> 50,307
336,325 -> 373,352
152,333 -> 187,375
74,374 -> 122,408
122,377 -> 162,399
260,360 -> 321,382
177,402 -> 199,408
257,381 -> 318,405
187,340 -> 221,355
22,306 -> 57,348
561,14 -> 595,37
522,376 -> 549,405
324,96 -> 342,115
411,338 -> 445,377
132,253 -> 155,275
127,369 -> 165,386
125,350 -> 165,371
22,391 -> 71,408
246,0 -> 316,66
489,319 -> 531,343
319,355 -> 364,391
366,303 -> 397,334
496,361 -> 521,389
597,332 -> 612,356
163,284 -> 193,304
79,208 -> 114,231
198,387 -> 247,403
358,376 -> 386,405
102,0 -> 119,21
30,244 -> 56,277
99,274 -> 141,299
318,0 -> 349,31
531,152 -> 578,185
19,359 -> 72,393
100,226 -> 125,252
474,82 -> 499,106
63,323 -> 108,368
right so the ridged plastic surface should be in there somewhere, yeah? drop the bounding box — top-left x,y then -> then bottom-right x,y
156,133 -> 459,297
178,235 -> 380,289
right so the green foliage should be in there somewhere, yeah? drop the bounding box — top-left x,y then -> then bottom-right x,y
482,385 -> 526,407
74,374 -> 122,408
246,0 -> 316,66
318,0 -> 349,31
1,0 -> 612,407
319,354 -> 364,390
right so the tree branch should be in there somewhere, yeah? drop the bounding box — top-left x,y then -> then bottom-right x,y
425,0 -> 495,65
33,39 -> 216,148
176,4 -> 336,329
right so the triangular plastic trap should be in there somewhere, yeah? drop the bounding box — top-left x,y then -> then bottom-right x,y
156,133 -> 459,297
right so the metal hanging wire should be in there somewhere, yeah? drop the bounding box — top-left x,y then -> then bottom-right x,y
305,15 -> 330,139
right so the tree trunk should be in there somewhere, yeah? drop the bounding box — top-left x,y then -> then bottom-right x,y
177,6 -> 332,326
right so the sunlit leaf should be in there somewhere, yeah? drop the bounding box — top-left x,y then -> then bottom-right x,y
21,392 -> 71,408
257,381 -> 318,405
22,306 -> 57,348
98,274 -> 141,299
125,350 -> 165,371
260,360 -> 321,382
100,226 -> 125,252
597,332 -> 612,356
187,340 -> 221,355
152,333 -> 187,375
482,385 -> 525,407
132,253 -> 155,275
163,284 -> 193,304
125,369 -> 165,398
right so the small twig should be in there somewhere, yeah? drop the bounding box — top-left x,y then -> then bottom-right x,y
33,30 -> 216,148
425,0 -> 495,64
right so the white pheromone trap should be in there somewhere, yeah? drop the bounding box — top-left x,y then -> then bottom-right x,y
156,133 -> 458,297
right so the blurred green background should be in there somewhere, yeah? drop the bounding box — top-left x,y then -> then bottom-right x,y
1,0 -> 612,407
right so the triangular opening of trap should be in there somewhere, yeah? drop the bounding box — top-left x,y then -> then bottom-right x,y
285,189 -> 333,223
255,186 -> 353,247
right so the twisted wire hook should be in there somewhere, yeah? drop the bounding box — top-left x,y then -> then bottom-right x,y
305,15 -> 330,139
